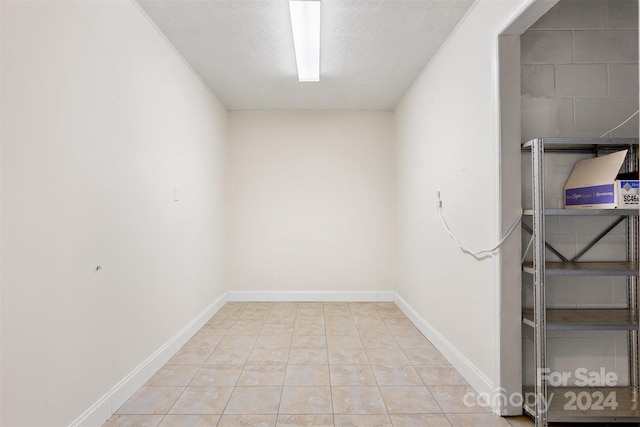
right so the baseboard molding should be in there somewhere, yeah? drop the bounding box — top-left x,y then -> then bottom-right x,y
70,293 -> 228,427
227,290 -> 395,302
71,290 -> 496,426
393,293 -> 495,407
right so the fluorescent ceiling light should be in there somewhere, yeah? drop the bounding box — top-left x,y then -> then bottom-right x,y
289,0 -> 321,82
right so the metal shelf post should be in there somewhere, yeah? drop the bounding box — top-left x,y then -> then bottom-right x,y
522,137 -> 640,427
531,138 -> 548,427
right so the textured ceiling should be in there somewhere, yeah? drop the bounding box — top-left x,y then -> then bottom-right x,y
137,0 -> 475,111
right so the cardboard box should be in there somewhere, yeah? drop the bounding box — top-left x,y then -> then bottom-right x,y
564,149 -> 639,209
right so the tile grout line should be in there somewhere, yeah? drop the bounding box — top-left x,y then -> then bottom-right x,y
105,301 -> 524,426
364,302 -> 392,420
215,302 -> 246,426
326,304 -> 336,426
274,302 -> 295,425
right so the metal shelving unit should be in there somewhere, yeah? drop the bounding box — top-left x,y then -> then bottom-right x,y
522,309 -> 639,330
521,137 -> 640,427
524,209 -> 639,216
522,262 -> 639,276
523,386 -> 640,423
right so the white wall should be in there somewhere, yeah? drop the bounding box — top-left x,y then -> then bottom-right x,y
226,112 -> 395,293
0,1 -> 227,425
395,0 -> 528,396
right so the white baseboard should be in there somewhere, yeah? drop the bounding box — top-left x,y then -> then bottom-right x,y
71,290 -> 497,426
393,293 -> 495,407
70,293 -> 228,427
227,290 -> 395,302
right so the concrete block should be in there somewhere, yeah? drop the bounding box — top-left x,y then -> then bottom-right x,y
521,95 -> 574,142
558,216 -> 576,235
546,162 -> 575,206
547,276 -> 614,305
574,30 -> 638,63
521,30 -> 573,64
574,214 -> 626,235
574,97 -> 639,136
608,64 -> 639,97
613,277 -> 630,306
576,232 -> 627,262
606,0 -> 638,28
606,116 -> 639,138
521,64 -> 555,97
613,336 -> 630,386
555,337 -> 617,381
532,0 -> 606,29
556,64 -> 608,97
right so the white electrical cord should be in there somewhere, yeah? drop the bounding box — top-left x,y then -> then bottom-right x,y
437,110 -> 638,259
516,110 -> 638,261
599,110 -> 639,138
437,206 -> 523,258
517,112 -> 639,261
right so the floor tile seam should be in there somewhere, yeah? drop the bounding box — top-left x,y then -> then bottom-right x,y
151,304 -> 457,422
280,327 -> 296,386
395,339 -> 430,378
347,303 -> 397,356
219,352 -> 245,389
212,413 -> 226,427
325,344 -> 338,427
274,374 -> 287,419
342,307 -> 393,416
370,363 -> 429,388
378,385 -> 447,417
443,408 -> 497,416
369,305 -> 398,342
360,342 -> 393,418
137,384 -> 191,389
115,408 -> 175,417
161,407 -> 231,417
344,307 -> 366,347
423,383 -> 455,416
442,412 -> 497,427
214,346 -> 251,419
217,311 -> 243,341
148,384 -> 189,418
330,385 -> 390,417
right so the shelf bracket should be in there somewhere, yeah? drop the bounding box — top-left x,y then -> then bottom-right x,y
570,216 -> 627,262
522,222 -> 569,262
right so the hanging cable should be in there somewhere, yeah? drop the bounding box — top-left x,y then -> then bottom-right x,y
437,109 -> 639,259
437,205 -> 523,258
599,110 -> 639,138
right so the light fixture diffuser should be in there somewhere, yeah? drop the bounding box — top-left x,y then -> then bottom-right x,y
289,0 -> 321,82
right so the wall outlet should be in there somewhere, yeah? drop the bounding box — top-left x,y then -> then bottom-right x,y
436,188 -> 442,210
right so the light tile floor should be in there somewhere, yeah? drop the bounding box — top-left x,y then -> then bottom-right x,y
104,302 -> 533,427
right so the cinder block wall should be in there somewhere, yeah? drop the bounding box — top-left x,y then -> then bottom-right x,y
521,0 -> 638,141
520,0 -> 639,387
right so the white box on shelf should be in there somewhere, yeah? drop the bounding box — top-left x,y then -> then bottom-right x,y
564,149 -> 639,209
